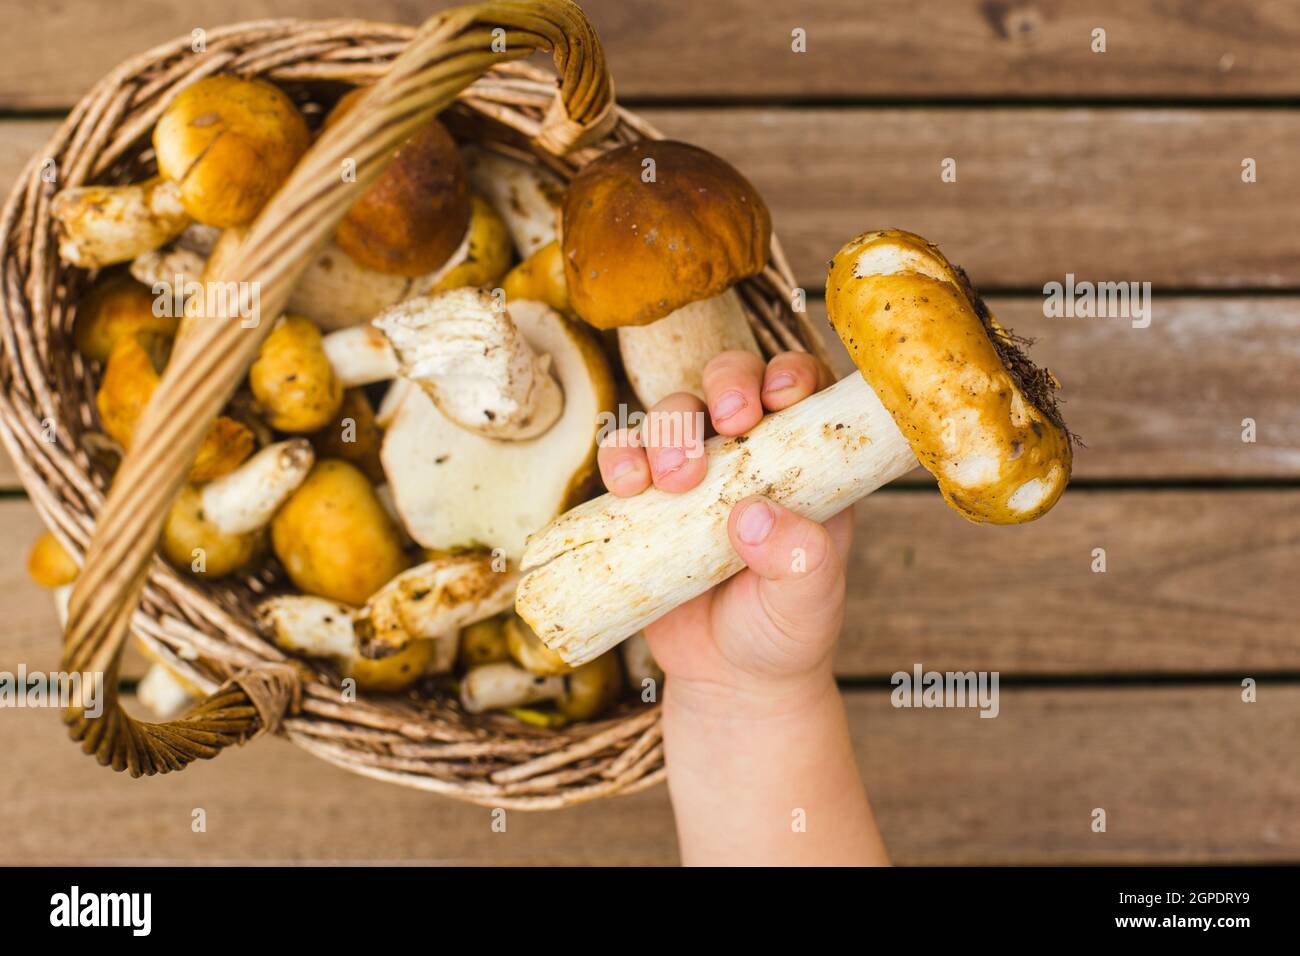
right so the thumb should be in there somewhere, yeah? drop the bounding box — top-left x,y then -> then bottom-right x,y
726,496 -> 850,643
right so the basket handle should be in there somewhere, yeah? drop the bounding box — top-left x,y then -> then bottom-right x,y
61,0 -> 615,776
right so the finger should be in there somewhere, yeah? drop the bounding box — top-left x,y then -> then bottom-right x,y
727,496 -> 846,640
597,427 -> 651,497
641,392 -> 709,493
760,352 -> 836,412
702,350 -> 767,436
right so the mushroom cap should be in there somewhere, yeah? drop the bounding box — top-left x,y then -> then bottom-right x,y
74,273 -> 177,363
331,90 -> 471,277
27,532 -> 79,589
153,75 -> 310,228
557,652 -> 623,721
380,300 -> 615,559
826,230 -> 1072,524
561,140 -> 771,330
504,615 -> 572,676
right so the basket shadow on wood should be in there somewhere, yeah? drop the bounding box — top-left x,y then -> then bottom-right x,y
0,15 -> 820,809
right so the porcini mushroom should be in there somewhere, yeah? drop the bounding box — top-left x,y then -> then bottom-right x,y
504,615 -> 571,676
52,75 -> 309,267
328,93 -> 470,277
374,287 -> 562,441
270,458 -> 409,605
463,146 -> 564,259
72,273 -> 178,363
256,595 -> 438,693
459,652 -> 622,719
561,140 -> 764,405
248,315 -> 345,433
352,553 -> 519,660
518,230 -> 1074,664
96,332 -> 254,481
161,439 -> 315,578
27,531 -> 79,589
321,324 -> 399,388
459,615 -> 511,668
380,298 -> 615,559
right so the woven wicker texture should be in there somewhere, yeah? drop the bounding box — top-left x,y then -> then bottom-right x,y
0,0 -> 820,808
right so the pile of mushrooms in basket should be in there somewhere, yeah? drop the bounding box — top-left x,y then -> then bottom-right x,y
28,73 -> 1074,731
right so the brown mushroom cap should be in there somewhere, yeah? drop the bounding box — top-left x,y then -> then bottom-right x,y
153,75 -> 310,228
330,89 -> 471,277
561,140 -> 771,330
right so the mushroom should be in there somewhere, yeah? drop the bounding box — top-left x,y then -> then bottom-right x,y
459,615 -> 511,668
379,297 -> 615,559
270,458 -> 409,605
256,595 -> 438,693
321,325 -> 399,388
374,287 -> 562,441
328,93 -> 470,277
161,439 -> 315,578
459,653 -> 622,719
560,140 -> 765,406
518,230 -> 1075,664
96,332 -> 254,481
52,75 -> 310,267
72,273 -> 178,363
199,438 -> 316,535
249,315 -> 344,433
137,664 -> 198,720
502,240 -> 570,316
309,388 -> 385,484
26,531 -> 79,589
352,553 -> 519,660
463,146 -> 564,258
504,615 -> 571,676
174,188 -> 511,332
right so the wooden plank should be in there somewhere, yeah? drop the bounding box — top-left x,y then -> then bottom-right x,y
643,106 -> 1300,290
4,490 -> 1298,679
8,106 -> 1300,290
839,489 -> 1300,677
4,1 -> 1300,109
0,684 -> 1294,864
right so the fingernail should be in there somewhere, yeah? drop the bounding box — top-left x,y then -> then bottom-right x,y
736,499 -> 775,545
763,372 -> 796,393
653,446 -> 686,476
711,389 -> 746,422
608,457 -> 638,481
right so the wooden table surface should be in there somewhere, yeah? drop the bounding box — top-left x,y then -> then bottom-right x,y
1,0 -> 1298,865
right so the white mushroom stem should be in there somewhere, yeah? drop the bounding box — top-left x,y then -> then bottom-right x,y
130,225 -> 221,295
355,555 -> 520,657
51,178 -> 191,268
137,664 -> 196,720
517,373 -> 918,664
463,147 -> 562,257
460,662 -> 565,714
321,325 -> 400,387
52,584 -> 73,630
199,439 -> 315,535
258,595 -> 358,660
374,288 -> 563,441
618,288 -> 761,406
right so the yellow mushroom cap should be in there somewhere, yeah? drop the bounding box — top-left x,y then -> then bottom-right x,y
826,230 -> 1073,525
73,273 -> 177,363
153,75 -> 310,228
560,140 -> 771,330
330,89 -> 471,277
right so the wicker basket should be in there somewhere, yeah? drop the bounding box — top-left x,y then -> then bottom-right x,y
0,0 -> 823,809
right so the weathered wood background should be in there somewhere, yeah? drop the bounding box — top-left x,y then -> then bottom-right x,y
1,0 -> 1297,865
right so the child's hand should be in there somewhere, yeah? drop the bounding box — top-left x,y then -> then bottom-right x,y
597,350 -> 851,718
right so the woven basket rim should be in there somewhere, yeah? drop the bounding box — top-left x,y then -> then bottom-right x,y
0,15 -> 821,809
